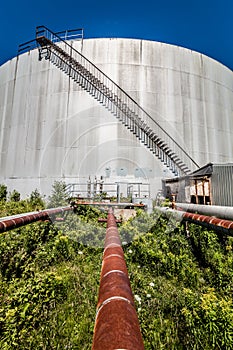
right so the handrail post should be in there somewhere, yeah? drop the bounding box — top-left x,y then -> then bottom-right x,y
92,208 -> 144,350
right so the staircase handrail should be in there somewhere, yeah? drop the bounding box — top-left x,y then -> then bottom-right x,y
36,25 -> 199,172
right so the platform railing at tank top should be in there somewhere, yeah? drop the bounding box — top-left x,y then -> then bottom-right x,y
36,25 -> 199,175
18,28 -> 84,56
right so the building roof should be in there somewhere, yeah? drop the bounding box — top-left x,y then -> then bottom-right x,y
190,163 -> 213,177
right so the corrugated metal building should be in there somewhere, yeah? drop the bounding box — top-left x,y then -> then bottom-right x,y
211,164 -> 233,206
162,163 -> 233,206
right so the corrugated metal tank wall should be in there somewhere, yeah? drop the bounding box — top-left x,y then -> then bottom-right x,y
0,38 -> 233,197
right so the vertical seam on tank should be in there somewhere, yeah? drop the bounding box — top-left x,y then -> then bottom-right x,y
24,52 -> 32,166
140,40 -> 142,65
65,41 -> 72,158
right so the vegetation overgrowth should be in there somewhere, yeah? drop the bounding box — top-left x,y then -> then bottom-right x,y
0,185 -> 233,349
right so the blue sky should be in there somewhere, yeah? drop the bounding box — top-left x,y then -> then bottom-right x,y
0,0 -> 232,70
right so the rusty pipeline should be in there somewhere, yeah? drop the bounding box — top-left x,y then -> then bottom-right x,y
159,207 -> 233,235
0,206 -> 72,233
182,211 -> 233,235
92,208 -> 144,350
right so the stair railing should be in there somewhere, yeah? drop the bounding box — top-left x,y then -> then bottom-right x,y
36,25 -> 199,175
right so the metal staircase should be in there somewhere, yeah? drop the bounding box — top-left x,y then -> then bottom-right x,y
36,26 -> 199,176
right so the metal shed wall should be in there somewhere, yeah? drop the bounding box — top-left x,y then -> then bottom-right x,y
211,164 -> 233,206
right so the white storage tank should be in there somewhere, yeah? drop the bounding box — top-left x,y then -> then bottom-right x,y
0,36 -> 233,197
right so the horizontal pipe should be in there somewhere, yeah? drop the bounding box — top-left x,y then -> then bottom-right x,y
72,201 -> 145,208
92,208 -> 144,350
0,206 -> 72,233
159,207 -> 233,235
176,203 -> 233,221
182,211 -> 233,235
98,217 -> 122,223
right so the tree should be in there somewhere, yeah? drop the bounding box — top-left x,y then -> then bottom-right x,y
0,184 -> 7,201
47,181 -> 68,208
9,190 -> 20,202
29,189 -> 45,209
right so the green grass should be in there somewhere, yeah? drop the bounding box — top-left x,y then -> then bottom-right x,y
0,204 -> 233,349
